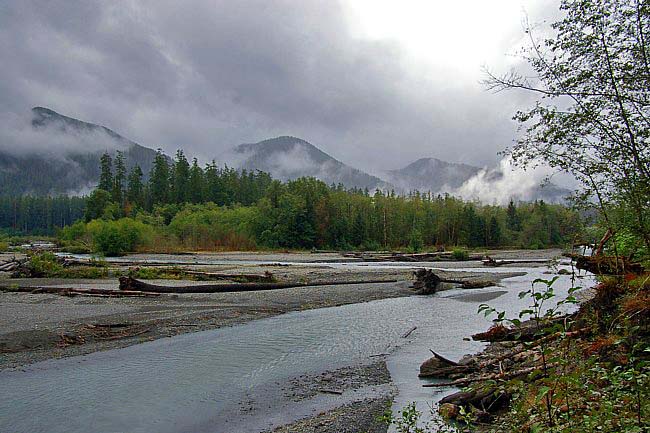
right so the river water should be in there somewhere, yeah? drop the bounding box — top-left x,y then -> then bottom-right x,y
0,261 -> 594,433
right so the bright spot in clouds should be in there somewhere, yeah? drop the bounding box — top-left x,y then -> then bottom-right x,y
343,1 -> 538,76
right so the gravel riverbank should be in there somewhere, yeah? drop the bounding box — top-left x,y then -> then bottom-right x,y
0,249 -> 560,432
0,251 -> 532,370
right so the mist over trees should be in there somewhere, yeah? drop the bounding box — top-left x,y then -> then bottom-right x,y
52,149 -> 582,255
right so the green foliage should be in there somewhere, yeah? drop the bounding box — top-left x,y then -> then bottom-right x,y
612,228 -> 649,262
380,402 -> 472,433
168,204 -> 258,250
127,266 -> 183,280
85,189 -> 112,222
452,248 -> 469,261
3,148 -> 584,251
408,229 -> 424,253
22,252 -> 108,278
86,218 -> 153,256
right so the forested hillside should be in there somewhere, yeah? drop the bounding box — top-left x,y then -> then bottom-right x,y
50,150 -> 583,255
0,107 -> 161,195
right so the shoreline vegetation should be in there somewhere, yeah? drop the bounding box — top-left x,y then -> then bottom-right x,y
404,268 -> 649,433
0,147 -> 583,257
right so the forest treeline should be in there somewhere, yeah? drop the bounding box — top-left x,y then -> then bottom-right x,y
0,196 -> 86,235
38,149 -> 583,255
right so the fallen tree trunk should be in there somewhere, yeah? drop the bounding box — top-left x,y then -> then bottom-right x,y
482,256 -> 550,267
423,363 -> 558,388
1,286 -> 160,297
563,253 -> 643,275
130,267 -> 275,282
119,276 -> 398,293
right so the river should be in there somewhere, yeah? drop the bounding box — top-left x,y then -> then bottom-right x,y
0,261 -> 594,433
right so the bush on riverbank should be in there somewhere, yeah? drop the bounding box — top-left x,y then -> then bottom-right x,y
486,275 -> 650,433
13,252 -> 109,279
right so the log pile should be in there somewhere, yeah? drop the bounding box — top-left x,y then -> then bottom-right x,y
482,256 -> 551,267
129,267 -> 276,283
0,257 -> 28,273
424,323 -> 589,424
342,251 -> 483,262
56,323 -> 151,348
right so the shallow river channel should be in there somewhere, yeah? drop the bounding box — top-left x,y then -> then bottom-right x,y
0,261 -> 594,433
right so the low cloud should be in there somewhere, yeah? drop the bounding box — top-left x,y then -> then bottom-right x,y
0,110 -> 126,158
452,157 -> 561,205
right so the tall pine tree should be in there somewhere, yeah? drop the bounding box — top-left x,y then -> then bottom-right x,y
98,153 -> 113,192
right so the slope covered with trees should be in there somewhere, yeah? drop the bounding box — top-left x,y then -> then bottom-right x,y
51,148 -> 583,255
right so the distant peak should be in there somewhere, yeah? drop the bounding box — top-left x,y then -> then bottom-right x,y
32,106 -> 56,113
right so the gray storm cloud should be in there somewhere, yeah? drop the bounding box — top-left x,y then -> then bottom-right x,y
0,0 -> 552,173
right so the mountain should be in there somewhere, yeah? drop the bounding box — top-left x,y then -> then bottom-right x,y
386,157 -> 482,194
0,107 -> 161,195
221,136 -> 389,190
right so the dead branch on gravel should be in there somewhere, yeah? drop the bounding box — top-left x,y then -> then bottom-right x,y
118,276 -> 398,293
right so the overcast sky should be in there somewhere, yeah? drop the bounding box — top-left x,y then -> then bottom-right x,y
0,0 -> 558,174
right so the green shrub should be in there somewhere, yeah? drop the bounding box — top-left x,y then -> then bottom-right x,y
452,248 -> 469,261
86,218 -> 154,256
20,252 -> 108,278
63,244 -> 92,254
408,229 -> 424,253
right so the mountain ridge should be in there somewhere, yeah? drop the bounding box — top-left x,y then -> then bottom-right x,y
0,107 -> 569,202
0,107 -> 161,195
221,136 -> 390,190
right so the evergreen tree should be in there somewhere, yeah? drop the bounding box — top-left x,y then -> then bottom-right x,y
98,153 -> 113,192
149,150 -> 170,206
488,215 -> 501,246
188,158 -> 205,203
112,150 -> 126,205
127,165 -> 144,207
172,150 -> 190,204
506,199 -> 521,231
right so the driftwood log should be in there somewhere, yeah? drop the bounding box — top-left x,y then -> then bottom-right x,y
482,256 -> 550,267
130,267 -> 276,282
119,276 -> 398,294
341,251 -> 483,262
0,286 -> 160,297
563,253 -> 643,275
